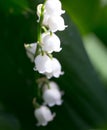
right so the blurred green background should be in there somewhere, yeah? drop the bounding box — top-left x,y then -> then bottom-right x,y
1,0 -> 107,130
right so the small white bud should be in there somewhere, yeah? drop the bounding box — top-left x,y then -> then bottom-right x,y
37,4 -> 43,17
43,82 -> 63,107
42,32 -> 62,53
34,105 -> 55,126
24,43 -> 37,62
37,4 -> 49,26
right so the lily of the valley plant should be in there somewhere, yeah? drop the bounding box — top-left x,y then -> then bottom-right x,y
24,0 -> 67,126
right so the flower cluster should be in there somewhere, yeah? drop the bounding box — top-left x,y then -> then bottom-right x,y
34,81 -> 63,126
24,0 -> 67,126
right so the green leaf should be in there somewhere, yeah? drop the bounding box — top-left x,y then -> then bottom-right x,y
94,6 -> 107,46
55,14 -> 107,129
83,34 -> 107,83
61,0 -> 100,34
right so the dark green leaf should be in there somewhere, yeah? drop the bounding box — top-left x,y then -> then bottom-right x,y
55,14 -> 107,129
61,0 -> 100,34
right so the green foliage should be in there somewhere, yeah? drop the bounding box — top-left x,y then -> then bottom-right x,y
0,0 -> 107,130
61,0 -> 101,34
83,34 -> 107,83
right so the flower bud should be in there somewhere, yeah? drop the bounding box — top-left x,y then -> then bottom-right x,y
24,43 -> 37,62
43,82 -> 63,107
37,4 -> 43,17
42,32 -> 62,53
37,4 -> 49,26
34,105 -> 55,126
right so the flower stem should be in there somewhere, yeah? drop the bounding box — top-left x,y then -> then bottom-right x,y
35,2 -> 45,57
32,98 -> 40,108
37,0 -> 46,43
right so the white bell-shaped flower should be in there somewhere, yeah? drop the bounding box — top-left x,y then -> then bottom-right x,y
42,32 -> 62,53
47,15 -> 67,32
34,54 -> 53,74
43,82 -> 63,107
34,105 -> 55,126
24,43 -> 37,62
45,0 -> 65,15
34,54 -> 63,78
37,1 -> 66,28
45,58 -> 64,79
